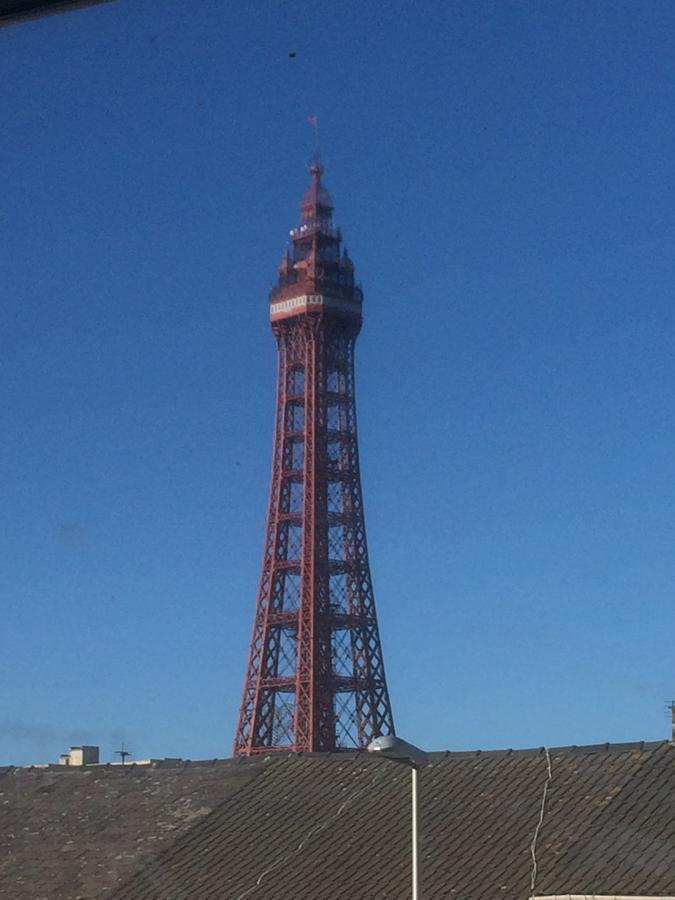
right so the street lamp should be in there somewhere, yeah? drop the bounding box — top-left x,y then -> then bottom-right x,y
367,735 -> 429,900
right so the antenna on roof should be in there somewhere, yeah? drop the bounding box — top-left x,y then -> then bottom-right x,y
114,742 -> 132,765
665,702 -> 675,743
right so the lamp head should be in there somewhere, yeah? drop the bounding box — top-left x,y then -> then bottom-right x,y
367,735 -> 429,769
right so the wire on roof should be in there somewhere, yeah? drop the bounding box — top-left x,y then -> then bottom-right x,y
529,747 -> 553,899
233,764 -> 388,900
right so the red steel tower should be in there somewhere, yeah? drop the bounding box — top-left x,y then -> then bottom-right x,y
234,158 -> 395,755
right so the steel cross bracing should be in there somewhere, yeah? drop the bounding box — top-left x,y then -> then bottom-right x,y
234,159 -> 394,755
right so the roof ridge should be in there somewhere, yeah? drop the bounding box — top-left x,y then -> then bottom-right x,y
2,740 -> 670,775
262,740 -> 672,762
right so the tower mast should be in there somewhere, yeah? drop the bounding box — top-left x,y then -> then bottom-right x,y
234,159 -> 395,754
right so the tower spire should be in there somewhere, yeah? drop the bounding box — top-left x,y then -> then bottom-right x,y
233,164 -> 395,755
308,114 -> 320,157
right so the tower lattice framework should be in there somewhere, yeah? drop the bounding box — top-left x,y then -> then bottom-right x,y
234,159 -> 395,755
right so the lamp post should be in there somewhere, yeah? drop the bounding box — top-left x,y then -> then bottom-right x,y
367,735 -> 429,900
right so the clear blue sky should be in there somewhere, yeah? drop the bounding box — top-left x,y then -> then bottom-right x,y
2,0 -> 675,766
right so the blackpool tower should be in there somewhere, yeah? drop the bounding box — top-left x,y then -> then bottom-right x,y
234,159 -> 395,755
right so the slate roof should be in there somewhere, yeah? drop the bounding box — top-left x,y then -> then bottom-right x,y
0,757 -> 265,900
2,741 -> 675,900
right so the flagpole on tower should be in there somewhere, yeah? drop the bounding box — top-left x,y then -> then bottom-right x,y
308,115 -> 320,157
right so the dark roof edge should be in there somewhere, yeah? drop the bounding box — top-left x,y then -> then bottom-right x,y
292,739 -> 671,760
2,740 -> 670,774
0,756 -> 270,776
427,739 -> 672,760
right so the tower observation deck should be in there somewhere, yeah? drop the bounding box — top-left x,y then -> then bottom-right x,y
234,159 -> 395,755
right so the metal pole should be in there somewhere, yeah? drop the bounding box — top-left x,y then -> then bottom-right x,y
412,765 -> 420,900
